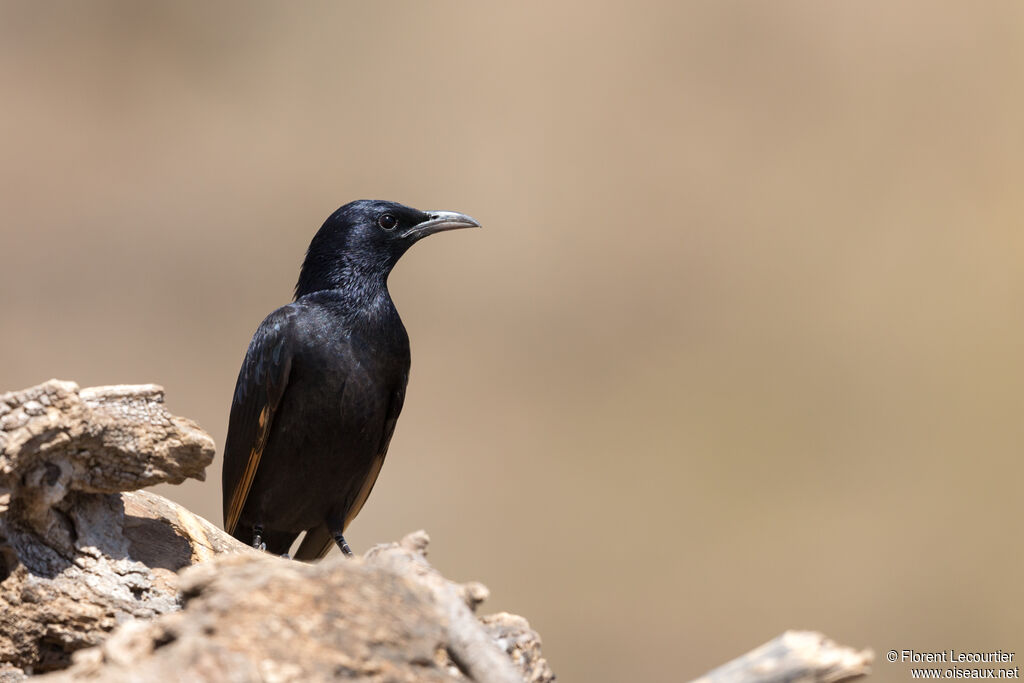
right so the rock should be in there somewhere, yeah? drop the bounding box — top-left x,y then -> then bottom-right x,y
0,380 -> 224,674
0,381 -> 557,682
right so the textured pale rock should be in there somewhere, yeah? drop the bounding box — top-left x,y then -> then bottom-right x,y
0,380 -> 559,682
39,532 -> 558,683
0,378 -> 870,683
45,552 -> 454,683
0,381 -> 213,494
366,532 -> 526,683
480,614 -> 555,683
692,631 -> 873,683
0,380 -> 221,675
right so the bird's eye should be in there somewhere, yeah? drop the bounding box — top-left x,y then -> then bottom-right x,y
378,213 -> 398,231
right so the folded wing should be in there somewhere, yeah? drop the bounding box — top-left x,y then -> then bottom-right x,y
222,307 -> 296,535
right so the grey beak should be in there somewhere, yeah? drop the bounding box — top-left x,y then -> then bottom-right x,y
405,211 -> 481,240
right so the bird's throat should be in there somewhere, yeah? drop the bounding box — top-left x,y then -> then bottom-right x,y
294,251 -> 395,303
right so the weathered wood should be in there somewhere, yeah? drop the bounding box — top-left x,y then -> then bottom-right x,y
691,631 -> 873,683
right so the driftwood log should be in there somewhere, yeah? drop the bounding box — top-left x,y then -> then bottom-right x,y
0,380 -> 870,682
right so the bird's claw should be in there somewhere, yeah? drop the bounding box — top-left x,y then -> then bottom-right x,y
332,531 -> 354,557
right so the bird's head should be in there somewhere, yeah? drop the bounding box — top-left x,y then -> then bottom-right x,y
295,200 -> 480,299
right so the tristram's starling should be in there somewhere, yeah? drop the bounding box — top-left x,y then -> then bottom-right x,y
221,200 -> 480,560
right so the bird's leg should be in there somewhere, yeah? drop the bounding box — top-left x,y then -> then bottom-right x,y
252,524 -> 267,551
332,530 -> 353,557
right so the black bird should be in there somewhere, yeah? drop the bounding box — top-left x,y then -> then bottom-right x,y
221,200 -> 480,560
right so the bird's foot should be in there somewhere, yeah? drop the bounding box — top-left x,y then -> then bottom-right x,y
252,525 -> 267,552
332,531 -> 354,557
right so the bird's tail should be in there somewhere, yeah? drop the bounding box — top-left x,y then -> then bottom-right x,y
292,523 -> 335,561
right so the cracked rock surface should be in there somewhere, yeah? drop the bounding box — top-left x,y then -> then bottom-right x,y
0,380 -> 219,675
47,552 -> 458,682
0,380 -> 555,682
41,535 -> 555,683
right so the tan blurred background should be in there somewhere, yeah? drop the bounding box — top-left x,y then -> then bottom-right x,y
2,2 -> 1023,680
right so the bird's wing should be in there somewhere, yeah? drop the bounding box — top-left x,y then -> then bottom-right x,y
221,307 -> 296,535
344,379 -> 405,530
292,379 -> 407,561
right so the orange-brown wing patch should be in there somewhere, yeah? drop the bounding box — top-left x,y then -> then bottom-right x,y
224,405 -> 273,534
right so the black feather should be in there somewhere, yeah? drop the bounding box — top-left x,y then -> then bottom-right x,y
221,200 -> 478,557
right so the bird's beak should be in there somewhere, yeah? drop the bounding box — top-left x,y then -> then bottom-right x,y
405,211 -> 481,240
